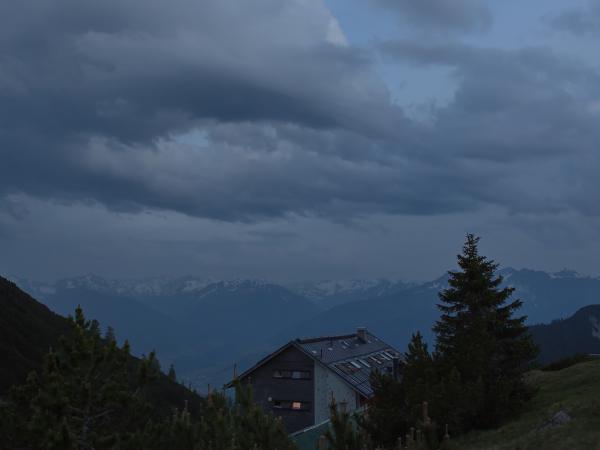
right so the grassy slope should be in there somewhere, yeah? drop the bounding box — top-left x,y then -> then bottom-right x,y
454,359 -> 600,450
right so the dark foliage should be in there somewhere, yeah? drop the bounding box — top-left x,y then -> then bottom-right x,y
0,276 -> 201,417
0,276 -> 70,393
135,381 -> 297,450
0,280 -> 296,449
432,234 -> 538,431
0,306 -> 166,449
530,304 -> 600,364
326,399 -> 371,450
358,370 -> 408,448
357,235 -> 538,447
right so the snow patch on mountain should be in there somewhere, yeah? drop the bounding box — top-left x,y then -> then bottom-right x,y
550,269 -> 587,279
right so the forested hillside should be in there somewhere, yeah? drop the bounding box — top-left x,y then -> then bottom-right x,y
0,276 -> 297,450
0,277 -> 70,392
0,276 -> 201,417
530,305 -> 600,363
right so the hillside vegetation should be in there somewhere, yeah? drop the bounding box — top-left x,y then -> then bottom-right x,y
0,276 -> 202,417
454,359 -> 600,450
529,305 -> 600,363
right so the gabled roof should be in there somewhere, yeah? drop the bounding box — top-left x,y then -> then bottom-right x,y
224,329 -> 403,398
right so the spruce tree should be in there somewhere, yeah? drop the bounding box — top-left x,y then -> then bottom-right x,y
0,306 -> 153,449
432,234 -> 538,429
167,364 -> 177,382
358,370 -> 407,448
402,332 -> 435,422
325,399 -> 370,450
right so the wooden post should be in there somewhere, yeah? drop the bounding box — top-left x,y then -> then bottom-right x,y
318,434 -> 327,450
422,401 -> 431,426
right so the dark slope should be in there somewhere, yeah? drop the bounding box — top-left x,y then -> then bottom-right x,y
0,276 -> 201,416
0,276 -> 70,392
530,305 -> 600,364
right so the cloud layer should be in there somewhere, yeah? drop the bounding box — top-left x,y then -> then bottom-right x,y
1,0 -> 600,280
550,0 -> 600,36
370,0 -> 492,33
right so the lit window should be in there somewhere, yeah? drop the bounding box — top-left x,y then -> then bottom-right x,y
350,361 -> 362,369
272,400 -> 310,411
359,358 -> 370,368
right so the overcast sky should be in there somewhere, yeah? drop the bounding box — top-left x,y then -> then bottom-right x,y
2,0 -> 600,282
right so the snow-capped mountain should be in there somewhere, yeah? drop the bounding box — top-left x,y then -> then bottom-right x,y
14,275 -> 217,299
287,278 -> 410,309
14,275 -> 413,310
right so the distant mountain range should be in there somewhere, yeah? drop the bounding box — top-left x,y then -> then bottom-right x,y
288,279 -> 412,309
9,267 -> 600,389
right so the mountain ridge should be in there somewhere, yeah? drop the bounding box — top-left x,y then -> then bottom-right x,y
9,267 -> 600,389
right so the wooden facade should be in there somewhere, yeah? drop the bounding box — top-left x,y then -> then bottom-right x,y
244,345 -> 316,433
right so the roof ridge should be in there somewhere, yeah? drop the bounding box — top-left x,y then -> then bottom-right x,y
296,333 -> 357,344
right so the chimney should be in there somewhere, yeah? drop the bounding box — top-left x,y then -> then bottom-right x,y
357,327 -> 367,342
392,356 -> 401,381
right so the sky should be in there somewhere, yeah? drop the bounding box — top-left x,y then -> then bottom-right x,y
2,0 -> 600,282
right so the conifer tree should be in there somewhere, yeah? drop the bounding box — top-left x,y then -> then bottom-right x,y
432,234 -> 538,429
358,370 -> 407,448
0,306 -> 152,449
402,332 -> 435,422
167,364 -> 177,382
325,398 -> 370,450
0,307 -> 298,450
104,325 -> 116,343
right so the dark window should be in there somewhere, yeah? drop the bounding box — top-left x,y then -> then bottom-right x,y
273,400 -> 310,411
273,370 -> 310,379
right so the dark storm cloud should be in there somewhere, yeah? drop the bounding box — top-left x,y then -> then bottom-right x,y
0,2 -> 395,141
2,0 -> 600,224
550,1 -> 600,36
370,0 -> 492,33
0,0 -> 411,219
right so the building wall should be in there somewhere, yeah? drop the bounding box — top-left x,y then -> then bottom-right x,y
313,362 -> 360,424
242,345 -> 315,433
